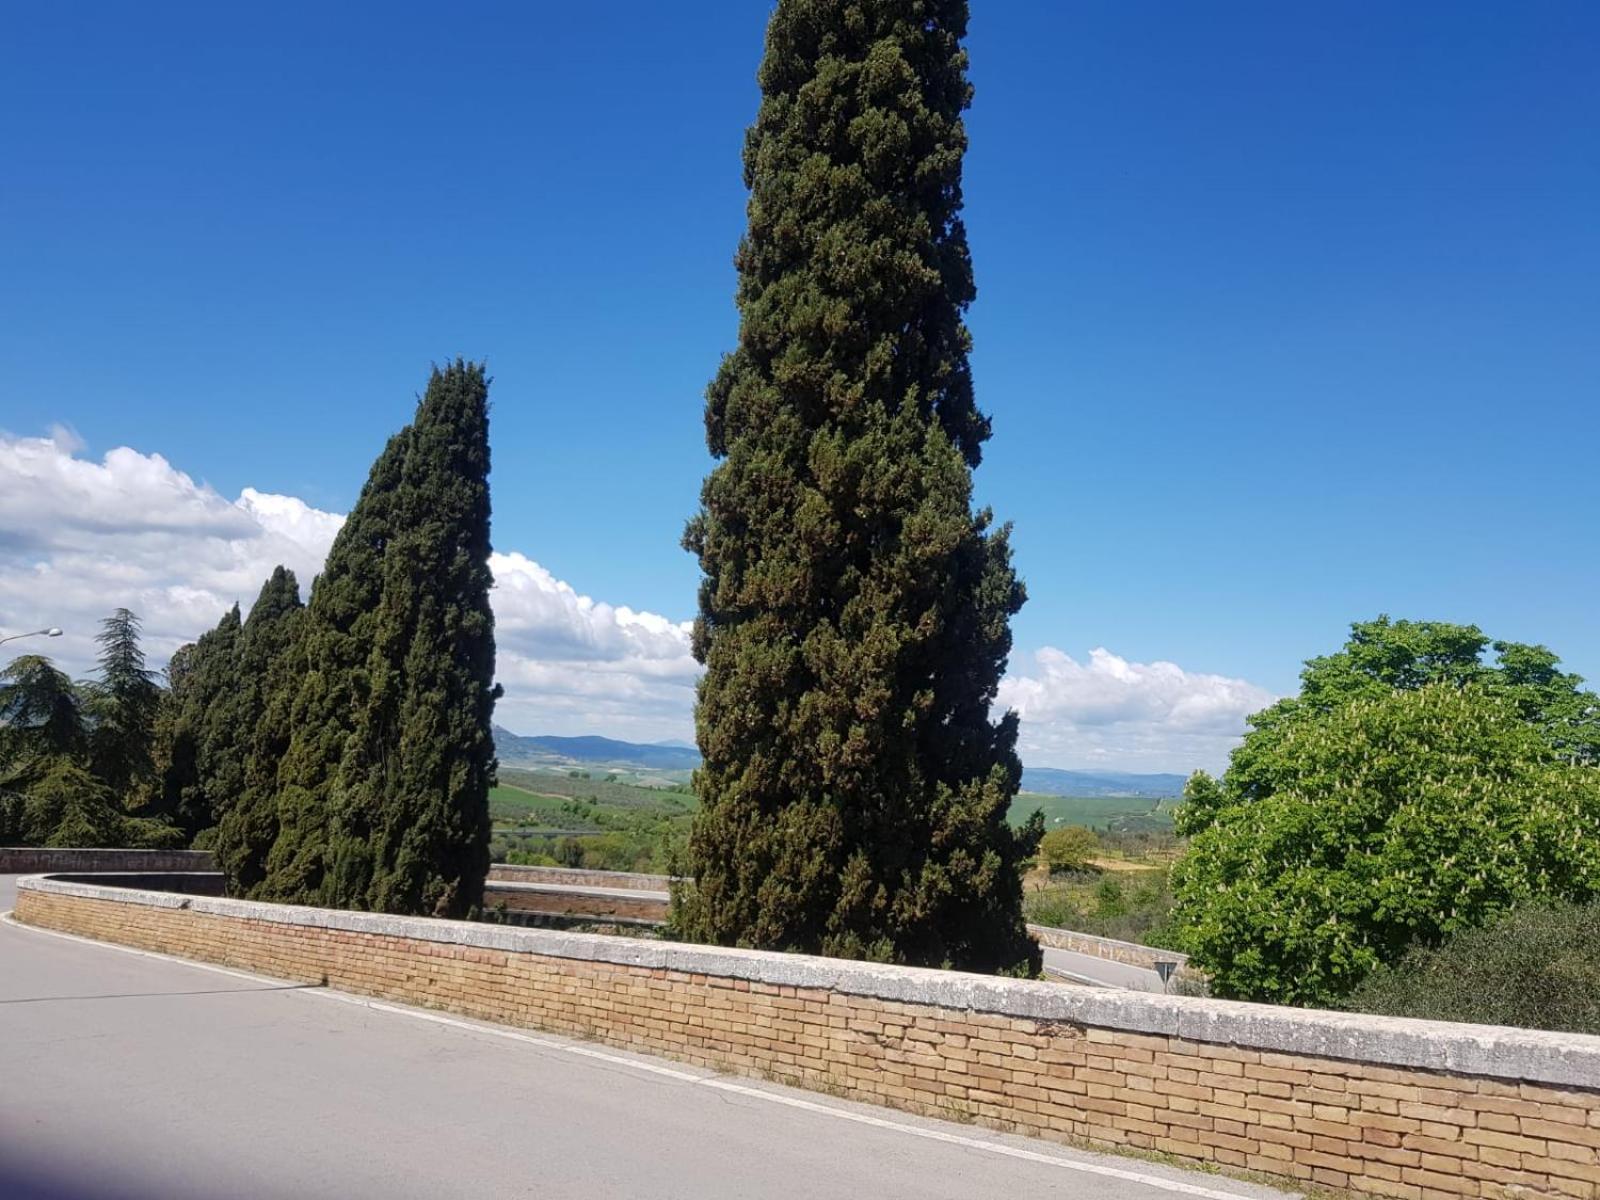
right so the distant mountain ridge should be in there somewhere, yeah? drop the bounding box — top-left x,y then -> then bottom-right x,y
492,727 -> 1188,797
493,727 -> 701,771
1019,767 -> 1187,799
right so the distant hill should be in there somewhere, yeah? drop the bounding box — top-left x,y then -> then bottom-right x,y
493,727 -> 701,771
1020,767 -> 1188,800
493,727 -> 1188,798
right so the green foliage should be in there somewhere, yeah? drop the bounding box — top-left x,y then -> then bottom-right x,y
680,0 -> 1037,974
488,772 -> 695,875
260,362 -> 498,918
213,567 -> 303,893
83,608 -> 162,803
1172,685 -> 1600,1006
0,654 -> 87,764
2,757 -> 180,849
1010,790 -> 1175,835
1346,901 -> 1600,1035
150,605 -> 242,838
1024,868 -> 1180,948
1181,617 -> 1600,843
1039,825 -> 1099,874
1,635 -> 190,850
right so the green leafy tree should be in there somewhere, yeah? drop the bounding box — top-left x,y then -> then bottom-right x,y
216,566 -> 303,895
1039,826 -> 1099,874
84,608 -> 162,803
679,0 -> 1038,974
1185,618 -> 1600,843
262,362 -> 497,918
1172,685 -> 1600,1006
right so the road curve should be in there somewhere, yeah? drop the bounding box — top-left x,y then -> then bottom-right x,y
0,877 -> 1294,1200
1041,946 -> 1170,991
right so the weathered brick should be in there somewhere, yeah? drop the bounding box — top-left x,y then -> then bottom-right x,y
17,885 -> 1600,1200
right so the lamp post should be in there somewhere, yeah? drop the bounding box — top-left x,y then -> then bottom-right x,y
0,627 -> 63,648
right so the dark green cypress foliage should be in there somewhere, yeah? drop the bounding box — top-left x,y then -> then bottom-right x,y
260,433 -> 408,904
262,362 -> 497,918
215,567 -> 303,894
152,605 -> 241,838
681,0 -> 1039,974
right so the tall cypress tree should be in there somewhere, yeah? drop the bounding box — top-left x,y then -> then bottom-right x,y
215,566 -> 302,894
260,434 -> 408,904
682,0 -> 1039,973
262,362 -> 497,918
152,604 -> 241,838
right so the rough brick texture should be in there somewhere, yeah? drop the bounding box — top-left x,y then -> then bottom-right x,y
16,884 -> 1600,1200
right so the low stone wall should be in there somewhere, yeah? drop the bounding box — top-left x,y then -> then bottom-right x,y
16,874 -> 1600,1200
484,880 -> 669,923
486,864 -> 674,892
1029,923 -> 1204,986
0,847 -> 215,873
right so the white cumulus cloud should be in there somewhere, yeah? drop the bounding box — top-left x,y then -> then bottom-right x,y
999,647 -> 1275,774
0,429 -> 1272,769
0,430 -> 696,743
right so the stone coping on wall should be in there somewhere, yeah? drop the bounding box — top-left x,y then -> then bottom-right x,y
18,872 -> 1600,1092
487,879 -> 672,902
0,847 -> 216,873
485,864 -> 676,892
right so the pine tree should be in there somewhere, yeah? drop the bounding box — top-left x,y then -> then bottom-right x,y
216,566 -> 303,895
85,608 -> 162,803
262,362 -> 497,918
0,654 -> 86,766
680,0 -> 1039,974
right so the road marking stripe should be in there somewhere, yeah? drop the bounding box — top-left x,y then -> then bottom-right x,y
2,910 -> 1289,1200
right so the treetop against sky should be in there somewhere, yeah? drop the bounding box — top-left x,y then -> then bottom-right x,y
1,2 -> 1594,773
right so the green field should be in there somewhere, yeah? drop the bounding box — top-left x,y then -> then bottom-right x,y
488,772 -> 1173,873
489,769 -> 696,872
1008,791 -> 1175,834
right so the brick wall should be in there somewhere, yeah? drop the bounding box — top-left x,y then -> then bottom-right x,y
16,877 -> 1600,1200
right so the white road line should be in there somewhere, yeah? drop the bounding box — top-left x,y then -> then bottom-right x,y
2,909 -> 1290,1200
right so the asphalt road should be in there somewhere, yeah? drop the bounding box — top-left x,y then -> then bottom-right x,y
1041,947 -> 1169,992
0,876 -> 1293,1200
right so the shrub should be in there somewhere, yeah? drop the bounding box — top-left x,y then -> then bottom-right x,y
1172,685 -> 1600,1006
1345,902 -> 1600,1035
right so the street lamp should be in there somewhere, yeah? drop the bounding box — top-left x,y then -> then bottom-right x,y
0,627 -> 63,648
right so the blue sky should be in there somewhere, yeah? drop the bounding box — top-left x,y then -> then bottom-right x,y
2,2 -> 1596,770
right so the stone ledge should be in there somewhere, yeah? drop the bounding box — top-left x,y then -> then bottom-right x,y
0,847 -> 215,873
19,872 -> 1600,1089
487,880 -> 671,902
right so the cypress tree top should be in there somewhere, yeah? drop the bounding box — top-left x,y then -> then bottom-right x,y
684,0 -> 1039,974
262,362 -> 497,919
